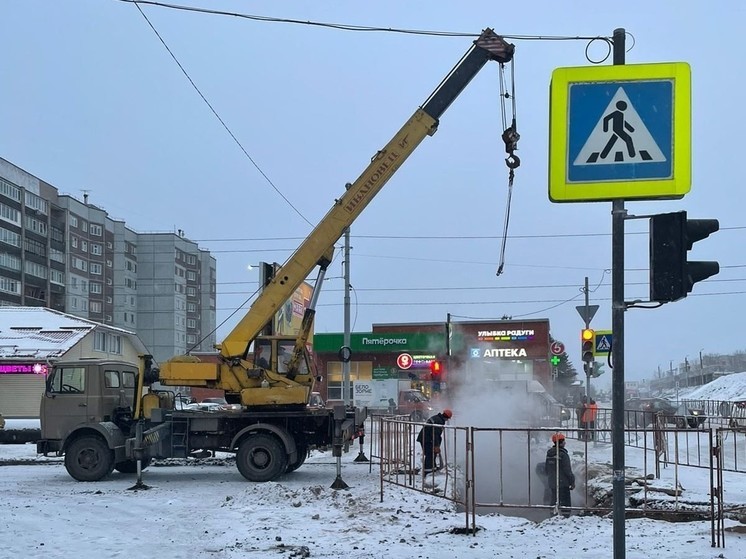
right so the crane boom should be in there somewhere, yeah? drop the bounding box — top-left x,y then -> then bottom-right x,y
157,29 -> 514,407
220,28 -> 514,359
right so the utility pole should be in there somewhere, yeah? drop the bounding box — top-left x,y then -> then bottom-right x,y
583,277 -> 592,400
343,228 -> 351,405
610,27 -> 627,559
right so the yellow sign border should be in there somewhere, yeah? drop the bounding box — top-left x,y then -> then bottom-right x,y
549,62 -> 691,202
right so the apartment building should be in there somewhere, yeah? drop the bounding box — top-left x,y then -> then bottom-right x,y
0,157 -> 216,364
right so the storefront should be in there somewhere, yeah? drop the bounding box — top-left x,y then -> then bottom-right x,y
312,331 -> 446,404
312,319 -> 551,403
0,362 -> 49,417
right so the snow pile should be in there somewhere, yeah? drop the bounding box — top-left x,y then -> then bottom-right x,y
685,372 -> 746,402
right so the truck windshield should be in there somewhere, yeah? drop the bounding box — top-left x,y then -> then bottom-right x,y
47,366 -> 86,394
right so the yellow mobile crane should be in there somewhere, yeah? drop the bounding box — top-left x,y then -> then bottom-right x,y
157,28 -> 516,407
37,29 -> 515,484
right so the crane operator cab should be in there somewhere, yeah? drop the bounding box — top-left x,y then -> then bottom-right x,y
255,341 -> 271,369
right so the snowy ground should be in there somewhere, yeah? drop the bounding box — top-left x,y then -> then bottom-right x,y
2,439 -> 746,559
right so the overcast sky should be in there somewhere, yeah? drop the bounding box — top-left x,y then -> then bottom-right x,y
1,1 -> 743,382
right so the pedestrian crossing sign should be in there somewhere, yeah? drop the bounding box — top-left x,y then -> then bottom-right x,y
593,330 -> 612,357
549,62 -> 691,202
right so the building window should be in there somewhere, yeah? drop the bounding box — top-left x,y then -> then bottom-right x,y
81,240 -> 88,252
90,263 -> 102,275
71,236 -> 78,248
90,301 -> 102,313
24,191 -> 48,215
0,227 -> 21,248
50,269 -> 64,285
70,215 -> 78,228
24,215 -> 47,235
326,361 -> 371,400
0,275 -> 20,295
24,237 -> 46,257
89,224 -> 102,236
90,282 -> 102,294
50,248 -> 65,263
24,260 -> 48,279
50,226 -> 64,244
0,252 -> 21,272
0,178 -> 21,201
0,203 -> 21,226
93,331 -> 121,354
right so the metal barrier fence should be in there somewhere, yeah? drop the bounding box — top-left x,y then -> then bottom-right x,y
370,414 -> 746,546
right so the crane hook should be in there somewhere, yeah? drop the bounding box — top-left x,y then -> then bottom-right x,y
501,121 -> 520,170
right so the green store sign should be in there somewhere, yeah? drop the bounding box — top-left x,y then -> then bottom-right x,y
313,332 -> 446,354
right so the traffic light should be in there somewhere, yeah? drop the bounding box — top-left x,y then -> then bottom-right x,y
581,329 -> 595,370
429,360 -> 443,378
590,362 -> 604,378
650,211 -> 719,303
429,360 -> 444,392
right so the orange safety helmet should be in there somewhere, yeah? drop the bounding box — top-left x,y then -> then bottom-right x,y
551,432 -> 566,443
443,409 -> 453,419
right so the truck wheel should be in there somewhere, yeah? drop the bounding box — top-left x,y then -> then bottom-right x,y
65,436 -> 115,481
114,458 -> 152,474
236,434 -> 288,482
286,443 -> 308,473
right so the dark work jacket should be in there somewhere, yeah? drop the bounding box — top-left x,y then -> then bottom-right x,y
545,444 -> 575,489
416,413 -> 447,447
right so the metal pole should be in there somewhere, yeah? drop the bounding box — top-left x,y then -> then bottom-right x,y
611,27 -> 627,559
584,276 -> 591,401
343,228 -> 351,405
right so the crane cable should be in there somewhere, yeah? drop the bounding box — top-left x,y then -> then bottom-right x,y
496,57 -> 519,276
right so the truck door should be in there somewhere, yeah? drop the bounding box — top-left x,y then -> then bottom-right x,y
41,364 -> 90,441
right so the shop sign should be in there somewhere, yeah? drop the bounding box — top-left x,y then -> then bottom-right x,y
0,363 -> 49,375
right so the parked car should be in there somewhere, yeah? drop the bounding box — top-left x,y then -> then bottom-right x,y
624,397 -> 706,428
0,411 -> 5,430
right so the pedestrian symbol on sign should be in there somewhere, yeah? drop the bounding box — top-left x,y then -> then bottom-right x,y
574,88 -> 666,166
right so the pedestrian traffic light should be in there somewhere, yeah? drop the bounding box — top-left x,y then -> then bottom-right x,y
581,328 -> 595,365
650,211 -> 719,303
590,362 -> 604,378
429,360 -> 443,378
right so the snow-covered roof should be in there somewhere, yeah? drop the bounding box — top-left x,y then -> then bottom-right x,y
0,307 -> 145,359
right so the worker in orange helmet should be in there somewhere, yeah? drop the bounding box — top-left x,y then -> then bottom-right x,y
545,432 -> 575,517
416,409 -> 452,473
